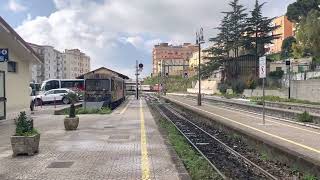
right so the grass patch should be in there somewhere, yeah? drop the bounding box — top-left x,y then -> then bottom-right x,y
302,174 -> 318,180
297,111 -> 313,123
62,107 -> 112,115
250,96 -> 320,106
260,152 -> 269,161
158,118 -> 222,180
227,133 -> 242,142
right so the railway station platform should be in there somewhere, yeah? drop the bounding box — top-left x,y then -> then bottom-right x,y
163,95 -> 320,174
0,96 -> 186,180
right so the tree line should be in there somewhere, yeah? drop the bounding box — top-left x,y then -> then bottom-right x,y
202,0 -> 279,79
286,0 -> 320,62
202,0 -> 320,79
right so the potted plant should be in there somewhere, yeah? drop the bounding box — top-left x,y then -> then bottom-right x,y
64,92 -> 79,130
11,112 -> 40,156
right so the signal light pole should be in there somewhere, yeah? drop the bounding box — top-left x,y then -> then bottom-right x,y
196,27 -> 205,106
135,60 -> 143,100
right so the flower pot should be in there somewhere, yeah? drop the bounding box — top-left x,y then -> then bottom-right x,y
11,133 -> 40,156
64,116 -> 79,130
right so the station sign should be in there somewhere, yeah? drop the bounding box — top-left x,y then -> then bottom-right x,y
259,56 -> 266,79
0,49 -> 8,62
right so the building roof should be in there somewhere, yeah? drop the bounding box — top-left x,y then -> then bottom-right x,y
77,67 -> 129,80
0,16 -> 42,64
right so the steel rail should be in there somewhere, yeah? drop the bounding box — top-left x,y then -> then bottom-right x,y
165,104 -> 278,180
153,104 -> 227,179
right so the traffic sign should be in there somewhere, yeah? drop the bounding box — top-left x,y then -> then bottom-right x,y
259,56 -> 266,79
0,48 -> 8,62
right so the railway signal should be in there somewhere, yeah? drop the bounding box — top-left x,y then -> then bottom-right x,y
136,61 -> 143,100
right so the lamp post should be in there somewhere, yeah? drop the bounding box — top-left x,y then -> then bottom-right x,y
158,61 -> 161,97
196,27 -> 205,106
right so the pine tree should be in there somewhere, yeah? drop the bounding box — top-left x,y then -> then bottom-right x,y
201,0 -> 248,78
225,0 -> 248,57
201,14 -> 231,79
245,0 -> 280,57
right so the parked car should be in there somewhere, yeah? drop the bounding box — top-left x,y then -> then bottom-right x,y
30,87 -> 35,111
35,88 -> 75,105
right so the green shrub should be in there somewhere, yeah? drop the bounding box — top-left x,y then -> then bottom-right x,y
218,84 -> 228,94
297,111 -> 313,123
64,92 -> 78,118
15,112 -> 39,136
269,70 -> 284,79
75,107 -> 112,115
267,53 -> 281,61
247,79 -> 257,89
231,80 -> 247,94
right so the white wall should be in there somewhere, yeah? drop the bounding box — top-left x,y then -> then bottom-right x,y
0,42 -> 31,116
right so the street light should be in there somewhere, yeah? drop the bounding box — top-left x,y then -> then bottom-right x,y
196,27 -> 205,106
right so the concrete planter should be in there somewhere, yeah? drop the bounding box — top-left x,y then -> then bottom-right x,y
11,133 -> 40,156
64,117 -> 79,130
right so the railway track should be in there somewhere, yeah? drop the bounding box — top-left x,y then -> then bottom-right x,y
146,95 -> 278,180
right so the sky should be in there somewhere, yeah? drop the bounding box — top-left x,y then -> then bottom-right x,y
0,0 -> 295,78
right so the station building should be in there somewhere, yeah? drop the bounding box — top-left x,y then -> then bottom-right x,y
0,16 -> 42,120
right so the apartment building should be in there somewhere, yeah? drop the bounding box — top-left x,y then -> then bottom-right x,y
268,15 -> 294,54
29,43 -> 64,83
152,43 -> 198,76
29,44 -> 91,82
189,50 -> 212,69
63,49 -> 90,79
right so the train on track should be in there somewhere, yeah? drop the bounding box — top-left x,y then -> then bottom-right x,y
78,67 -> 129,108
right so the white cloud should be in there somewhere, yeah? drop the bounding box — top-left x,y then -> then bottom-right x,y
15,0 -> 294,78
7,0 -> 27,12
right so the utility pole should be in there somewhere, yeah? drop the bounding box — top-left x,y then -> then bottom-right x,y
196,27 -> 205,106
288,63 -> 291,99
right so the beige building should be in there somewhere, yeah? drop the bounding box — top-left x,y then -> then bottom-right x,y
63,49 -> 90,79
0,17 -> 42,120
270,57 -> 312,73
267,15 -> 294,54
189,51 -> 211,69
152,43 -> 198,76
30,45 -> 91,82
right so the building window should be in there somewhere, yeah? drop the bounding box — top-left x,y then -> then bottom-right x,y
8,61 -> 17,73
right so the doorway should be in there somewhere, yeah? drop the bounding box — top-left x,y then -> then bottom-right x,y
0,71 -> 6,120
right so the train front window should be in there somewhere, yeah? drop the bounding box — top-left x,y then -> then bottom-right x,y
86,79 -> 110,91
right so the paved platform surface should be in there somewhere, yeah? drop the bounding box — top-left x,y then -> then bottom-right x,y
164,95 -> 320,166
0,96 -> 183,180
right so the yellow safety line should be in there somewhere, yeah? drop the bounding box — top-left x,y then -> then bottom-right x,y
140,99 -> 150,180
201,102 -> 320,135
120,99 -> 131,114
170,98 -> 320,154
